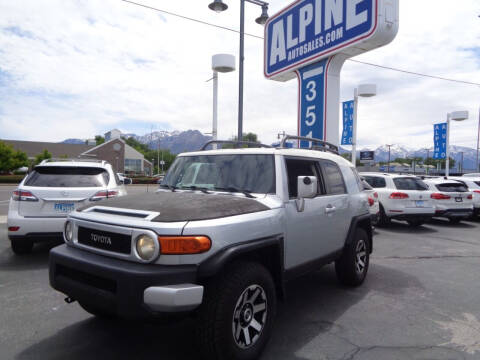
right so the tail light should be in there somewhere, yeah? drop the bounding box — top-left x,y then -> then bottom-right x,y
12,190 -> 38,202
389,192 -> 409,199
89,190 -> 119,201
374,192 -> 378,199
431,193 -> 451,200
8,226 -> 20,232
473,190 -> 480,194
467,194 -> 473,200
368,197 -> 375,206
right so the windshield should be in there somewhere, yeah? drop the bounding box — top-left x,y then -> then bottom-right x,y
393,177 -> 429,191
25,166 -> 109,188
162,154 -> 276,194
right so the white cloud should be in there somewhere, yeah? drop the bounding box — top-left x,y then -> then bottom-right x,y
0,0 -> 479,150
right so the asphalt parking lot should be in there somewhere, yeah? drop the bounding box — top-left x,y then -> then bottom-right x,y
0,190 -> 479,359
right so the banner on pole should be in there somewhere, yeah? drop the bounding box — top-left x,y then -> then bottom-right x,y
433,123 -> 447,159
341,100 -> 354,145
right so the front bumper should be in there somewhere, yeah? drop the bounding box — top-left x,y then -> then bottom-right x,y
49,245 -> 202,319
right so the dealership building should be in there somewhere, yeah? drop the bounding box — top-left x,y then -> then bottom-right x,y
2,129 -> 153,175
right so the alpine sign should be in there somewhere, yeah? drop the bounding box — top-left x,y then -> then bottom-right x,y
433,123 -> 447,160
341,100 -> 354,145
264,0 -> 398,145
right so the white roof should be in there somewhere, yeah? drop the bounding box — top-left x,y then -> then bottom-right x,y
359,172 -> 418,179
179,147 -> 353,167
37,160 -> 109,168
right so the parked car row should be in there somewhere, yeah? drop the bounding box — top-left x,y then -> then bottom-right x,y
360,172 -> 479,227
7,160 -> 129,254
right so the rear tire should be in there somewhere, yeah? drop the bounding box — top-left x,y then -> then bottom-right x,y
196,261 -> 276,360
377,204 -> 390,227
335,228 -> 370,287
407,220 -> 424,227
11,239 -> 33,255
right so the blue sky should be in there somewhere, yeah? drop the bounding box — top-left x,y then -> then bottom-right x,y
0,0 -> 479,150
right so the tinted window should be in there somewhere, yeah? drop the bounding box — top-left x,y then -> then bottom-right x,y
362,180 -> 373,191
25,167 -> 109,187
475,181 -> 480,187
393,177 -> 428,191
163,155 -> 275,194
322,161 -> 346,195
363,176 -> 387,188
285,158 -> 322,198
435,183 -> 469,192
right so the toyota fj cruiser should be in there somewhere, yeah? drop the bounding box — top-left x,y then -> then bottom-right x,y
49,136 -> 373,360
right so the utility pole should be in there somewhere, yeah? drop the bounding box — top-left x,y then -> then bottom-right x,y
386,144 -> 393,173
460,151 -> 464,174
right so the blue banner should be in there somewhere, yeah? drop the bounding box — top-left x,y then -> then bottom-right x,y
298,59 -> 327,148
341,100 -> 354,145
265,0 -> 376,78
433,123 -> 447,159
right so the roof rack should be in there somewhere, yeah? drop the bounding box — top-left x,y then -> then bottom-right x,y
38,158 -> 109,166
200,140 -> 272,150
279,135 -> 339,155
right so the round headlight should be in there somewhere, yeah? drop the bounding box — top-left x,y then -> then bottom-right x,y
136,234 -> 156,261
64,221 -> 73,242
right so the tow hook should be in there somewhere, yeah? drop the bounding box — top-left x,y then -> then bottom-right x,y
64,297 -> 76,304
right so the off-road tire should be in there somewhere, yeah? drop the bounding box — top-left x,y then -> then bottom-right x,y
377,204 -> 390,227
10,239 -> 33,255
335,228 -> 370,287
79,302 -> 115,318
407,220 -> 424,227
196,261 -> 276,360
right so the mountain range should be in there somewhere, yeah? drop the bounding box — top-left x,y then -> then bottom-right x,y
62,131 -> 479,170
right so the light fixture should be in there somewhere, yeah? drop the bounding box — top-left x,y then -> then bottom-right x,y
255,5 -> 269,25
208,0 -> 228,13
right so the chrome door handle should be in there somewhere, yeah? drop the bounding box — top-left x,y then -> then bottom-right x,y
325,205 -> 336,214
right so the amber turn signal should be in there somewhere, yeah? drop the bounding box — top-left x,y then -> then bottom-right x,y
159,236 -> 211,255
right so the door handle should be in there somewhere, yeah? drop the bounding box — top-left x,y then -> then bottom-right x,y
325,205 -> 336,214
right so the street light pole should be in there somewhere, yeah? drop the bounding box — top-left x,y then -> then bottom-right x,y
386,144 -> 393,173
477,107 -> 480,172
351,84 -> 376,167
238,0 -> 245,141
208,0 -> 269,143
446,111 -> 469,177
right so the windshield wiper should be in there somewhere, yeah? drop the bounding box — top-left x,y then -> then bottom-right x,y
179,185 -> 211,194
213,187 -> 256,198
159,184 -> 177,192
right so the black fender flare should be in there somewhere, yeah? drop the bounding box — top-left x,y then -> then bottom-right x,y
344,214 -> 373,253
197,234 -> 284,278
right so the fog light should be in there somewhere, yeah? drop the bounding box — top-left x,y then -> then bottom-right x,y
64,221 -> 73,242
136,235 -> 156,261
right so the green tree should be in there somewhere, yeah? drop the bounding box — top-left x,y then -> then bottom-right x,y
222,133 -> 260,149
0,141 -> 29,173
95,135 -> 105,145
34,149 -> 52,165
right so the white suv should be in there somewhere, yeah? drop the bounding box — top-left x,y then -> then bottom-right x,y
449,177 -> 480,218
360,173 -> 435,227
7,160 -> 127,254
423,178 -> 474,223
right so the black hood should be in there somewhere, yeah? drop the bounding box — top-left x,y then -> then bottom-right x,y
79,191 -> 270,222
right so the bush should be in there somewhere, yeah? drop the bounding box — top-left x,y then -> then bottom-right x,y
0,175 -> 26,184
131,177 -> 159,184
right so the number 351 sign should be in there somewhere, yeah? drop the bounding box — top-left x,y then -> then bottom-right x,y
296,60 -> 327,148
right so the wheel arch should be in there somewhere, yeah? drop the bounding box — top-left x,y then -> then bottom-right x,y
197,235 -> 285,298
344,214 -> 372,254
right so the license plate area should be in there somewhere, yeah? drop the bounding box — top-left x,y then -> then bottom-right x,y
77,227 -> 131,254
415,200 -> 425,207
54,203 -> 75,213
455,197 -> 463,202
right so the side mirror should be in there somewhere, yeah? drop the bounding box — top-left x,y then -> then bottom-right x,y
123,178 -> 132,185
296,176 -> 317,212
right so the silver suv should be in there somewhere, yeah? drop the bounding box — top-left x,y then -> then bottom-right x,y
49,136 -> 372,360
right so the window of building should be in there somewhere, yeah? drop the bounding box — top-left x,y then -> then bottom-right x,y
124,159 -> 142,173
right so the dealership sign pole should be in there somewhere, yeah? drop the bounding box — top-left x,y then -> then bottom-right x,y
264,0 -> 399,147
